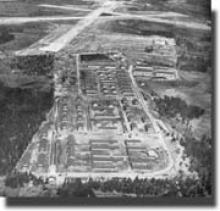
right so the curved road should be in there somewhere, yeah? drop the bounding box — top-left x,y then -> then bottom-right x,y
128,65 -> 174,175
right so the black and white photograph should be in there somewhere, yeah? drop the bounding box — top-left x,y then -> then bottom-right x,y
0,0 -> 215,206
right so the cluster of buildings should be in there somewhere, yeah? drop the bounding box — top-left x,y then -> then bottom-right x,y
98,67 -> 118,96
116,69 -> 135,98
90,139 -> 128,172
132,36 -> 178,82
16,52 -> 170,182
55,96 -> 87,133
54,54 -> 78,96
65,135 -> 91,172
133,65 -> 177,81
89,100 -> 124,133
56,96 -> 73,132
125,139 -> 160,171
80,57 -> 118,97
16,124 -> 52,173
120,97 -> 154,135
81,69 -> 99,96
17,131 -> 167,177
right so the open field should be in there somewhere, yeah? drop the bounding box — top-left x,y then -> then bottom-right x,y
15,24 -> 78,55
0,22 -> 52,52
0,1 -> 89,17
0,0 -> 96,17
124,0 -> 211,20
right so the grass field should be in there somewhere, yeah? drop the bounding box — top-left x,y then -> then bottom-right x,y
0,22 -> 52,52
126,0 -> 211,20
0,0 -> 94,17
98,19 -> 175,38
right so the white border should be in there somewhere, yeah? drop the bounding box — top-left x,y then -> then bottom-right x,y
0,0 -> 219,210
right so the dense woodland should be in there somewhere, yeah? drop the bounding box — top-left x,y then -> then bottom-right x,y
154,95 -> 205,121
5,172 -> 44,189
180,134 -> 212,191
0,82 -> 53,175
176,30 -> 212,73
14,54 -> 55,76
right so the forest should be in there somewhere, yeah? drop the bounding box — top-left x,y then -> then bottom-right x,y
0,82 -> 53,175
154,95 -> 205,121
14,54 -> 55,76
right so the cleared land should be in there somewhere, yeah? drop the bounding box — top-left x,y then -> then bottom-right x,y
16,54 -> 174,181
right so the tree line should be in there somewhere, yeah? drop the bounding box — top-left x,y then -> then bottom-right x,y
13,54 -> 54,76
3,134 -> 212,198
154,95 -> 205,121
0,82 -> 53,175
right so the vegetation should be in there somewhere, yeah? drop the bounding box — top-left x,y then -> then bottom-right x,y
58,178 -> 95,197
58,173 -> 211,198
5,171 -> 44,189
3,133 -> 212,198
80,54 -> 112,62
154,95 -> 205,121
0,0 -> 77,17
129,0 -> 211,20
0,28 -> 14,45
0,56 -> 15,74
180,133 -> 212,196
14,54 -> 55,76
0,23 -> 49,52
0,82 -> 53,175
104,19 -> 174,38
176,29 -> 211,73
56,133 -> 212,198
177,55 -> 211,73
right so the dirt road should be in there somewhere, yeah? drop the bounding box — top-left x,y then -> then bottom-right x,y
0,16 -> 82,25
128,65 -> 174,174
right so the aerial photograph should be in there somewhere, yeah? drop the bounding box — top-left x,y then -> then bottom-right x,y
0,0 -> 213,203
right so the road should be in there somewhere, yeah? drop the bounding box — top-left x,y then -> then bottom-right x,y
98,14 -> 211,31
0,12 -> 210,31
39,0 -> 118,52
0,16 -> 82,25
39,4 -> 93,12
76,54 -> 82,95
0,0 -> 210,56
128,65 -> 174,174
